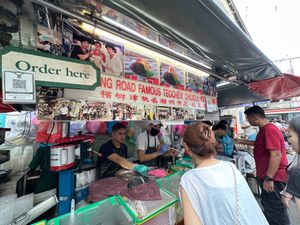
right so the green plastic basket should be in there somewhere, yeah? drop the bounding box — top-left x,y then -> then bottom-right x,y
175,157 -> 193,169
118,188 -> 178,224
47,196 -> 135,225
175,161 -> 192,169
170,165 -> 190,173
156,171 -> 184,198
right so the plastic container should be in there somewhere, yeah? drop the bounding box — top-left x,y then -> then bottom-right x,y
175,156 -> 193,169
47,196 -> 135,225
156,173 -> 184,223
175,161 -> 193,169
156,171 -> 184,198
118,188 -> 178,224
14,193 -> 34,219
31,220 -> 47,225
170,165 -> 190,173
0,194 -> 16,225
141,205 -> 176,225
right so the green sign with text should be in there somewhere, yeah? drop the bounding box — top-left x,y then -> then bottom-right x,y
0,47 -> 100,90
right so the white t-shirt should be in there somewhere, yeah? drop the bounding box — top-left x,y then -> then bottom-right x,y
106,55 -> 123,76
134,131 -> 159,159
180,161 -> 269,225
60,107 -> 68,115
243,126 -> 257,136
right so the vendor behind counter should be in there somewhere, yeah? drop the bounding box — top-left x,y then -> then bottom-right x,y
134,121 -> 169,166
212,123 -> 235,158
96,123 -> 149,179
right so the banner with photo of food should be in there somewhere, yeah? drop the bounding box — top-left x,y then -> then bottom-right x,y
186,72 -> 205,94
201,76 -> 217,97
124,49 -> 159,84
160,62 -> 185,90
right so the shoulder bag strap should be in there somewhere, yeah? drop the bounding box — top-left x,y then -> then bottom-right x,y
228,162 -> 240,225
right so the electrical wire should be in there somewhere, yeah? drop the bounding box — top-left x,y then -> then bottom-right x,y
46,122 -> 55,145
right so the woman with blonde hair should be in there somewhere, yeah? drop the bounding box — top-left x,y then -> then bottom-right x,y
180,122 -> 268,225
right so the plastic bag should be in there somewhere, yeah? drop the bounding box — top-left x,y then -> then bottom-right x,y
36,121 -> 63,143
86,121 -> 107,134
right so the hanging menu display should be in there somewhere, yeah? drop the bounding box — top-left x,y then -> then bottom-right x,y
27,19 -> 218,121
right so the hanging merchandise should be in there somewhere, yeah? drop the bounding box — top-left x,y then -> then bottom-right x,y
35,121 -> 63,144
5,112 -> 36,143
86,121 -> 107,134
0,4 -> 19,46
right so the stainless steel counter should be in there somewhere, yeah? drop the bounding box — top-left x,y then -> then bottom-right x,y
0,173 -> 25,198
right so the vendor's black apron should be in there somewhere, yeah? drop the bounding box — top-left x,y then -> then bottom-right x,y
97,145 -> 124,179
143,134 -> 158,167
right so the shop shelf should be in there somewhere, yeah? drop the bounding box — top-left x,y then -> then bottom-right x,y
118,188 -> 178,225
47,196 -> 135,225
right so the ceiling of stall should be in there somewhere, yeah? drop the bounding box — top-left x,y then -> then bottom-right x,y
217,84 -> 267,107
101,0 -> 281,83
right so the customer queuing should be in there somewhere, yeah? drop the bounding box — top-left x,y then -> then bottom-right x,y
180,122 -> 268,225
281,116 -> 300,215
235,106 -> 290,225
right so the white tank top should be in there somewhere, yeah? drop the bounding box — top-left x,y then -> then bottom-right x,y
180,161 -> 269,225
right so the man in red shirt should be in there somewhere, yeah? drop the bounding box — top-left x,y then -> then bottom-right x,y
235,106 -> 289,225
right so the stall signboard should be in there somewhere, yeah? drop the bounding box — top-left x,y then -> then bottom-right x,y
99,74 -> 209,110
64,74 -> 218,110
0,47 -> 100,90
56,73 -> 217,121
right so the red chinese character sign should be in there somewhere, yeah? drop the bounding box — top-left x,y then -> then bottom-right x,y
40,74 -> 216,121
99,75 -> 209,110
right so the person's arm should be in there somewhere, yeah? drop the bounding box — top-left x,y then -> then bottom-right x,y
107,153 -> 135,170
264,127 -> 284,192
180,187 -> 202,225
263,151 -> 282,192
266,150 -> 282,178
137,150 -> 160,163
234,138 -> 255,146
78,52 -> 91,61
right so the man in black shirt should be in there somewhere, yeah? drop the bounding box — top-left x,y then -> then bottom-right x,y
97,123 -> 149,179
70,39 -> 91,61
